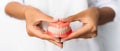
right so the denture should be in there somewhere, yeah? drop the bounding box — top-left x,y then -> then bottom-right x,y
47,20 -> 72,38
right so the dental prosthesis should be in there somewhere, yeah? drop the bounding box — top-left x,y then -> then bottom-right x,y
47,20 -> 72,38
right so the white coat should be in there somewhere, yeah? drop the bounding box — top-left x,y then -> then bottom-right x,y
0,0 -> 119,51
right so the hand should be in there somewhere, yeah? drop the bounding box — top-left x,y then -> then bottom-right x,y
25,6 -> 63,47
61,7 -> 99,42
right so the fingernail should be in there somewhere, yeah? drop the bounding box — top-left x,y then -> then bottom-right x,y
55,39 -> 60,42
61,39 -> 65,42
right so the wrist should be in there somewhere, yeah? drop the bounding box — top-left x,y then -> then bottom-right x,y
87,7 -> 100,23
86,7 -> 100,17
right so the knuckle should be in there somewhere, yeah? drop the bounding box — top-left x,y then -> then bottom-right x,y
67,16 -> 75,22
89,32 -> 97,38
91,25 -> 97,32
79,32 -> 97,39
26,26 -> 34,37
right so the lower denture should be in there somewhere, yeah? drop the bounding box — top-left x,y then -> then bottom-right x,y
47,21 -> 72,38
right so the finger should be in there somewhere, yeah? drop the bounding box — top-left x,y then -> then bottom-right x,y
91,25 -> 97,32
61,23 -> 93,42
65,15 -> 77,22
41,16 -> 58,23
59,19 -> 70,23
48,40 -> 63,48
27,26 -> 57,41
79,31 -> 97,39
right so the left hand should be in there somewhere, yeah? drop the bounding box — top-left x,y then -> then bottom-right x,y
61,7 -> 99,42
25,7 -> 63,47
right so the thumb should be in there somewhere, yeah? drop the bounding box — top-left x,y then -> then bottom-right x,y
61,23 -> 92,42
42,17 -> 58,23
65,15 -> 77,22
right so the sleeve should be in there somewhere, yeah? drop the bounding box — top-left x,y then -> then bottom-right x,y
91,0 -> 120,22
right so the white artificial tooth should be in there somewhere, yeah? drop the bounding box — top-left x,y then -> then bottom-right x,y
48,27 -> 52,32
51,27 -> 55,34
59,28 -> 61,32
62,31 -> 64,34
65,27 -> 68,31
65,27 -> 67,31
56,29 -> 59,34
48,27 -> 56,34
59,31 -> 61,35
50,27 -> 54,33
61,28 -> 64,31
60,28 -> 63,32
60,32 -> 62,35
61,28 -> 64,34
48,27 -> 50,30
56,30 -> 58,34
58,28 -> 61,34
64,27 -> 67,32
62,30 -> 64,34
63,29 -> 66,34
62,28 -> 65,34
54,28 -> 58,34
63,27 -> 66,31
53,28 -> 56,34
60,28 -> 62,34
61,31 -> 63,35
64,28 -> 66,31
47,27 -> 50,31
64,28 -> 66,34
48,26 -> 70,35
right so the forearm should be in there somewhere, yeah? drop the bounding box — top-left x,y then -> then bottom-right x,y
5,2 -> 26,19
97,7 -> 115,25
5,2 -> 42,20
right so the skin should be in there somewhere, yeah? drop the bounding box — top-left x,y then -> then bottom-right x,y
5,2 -> 115,48
61,7 -> 115,42
5,2 -> 63,48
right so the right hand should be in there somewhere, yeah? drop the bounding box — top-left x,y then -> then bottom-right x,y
25,6 -> 63,47
60,7 -> 98,42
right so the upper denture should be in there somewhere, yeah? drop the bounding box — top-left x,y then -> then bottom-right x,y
47,20 -> 72,38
